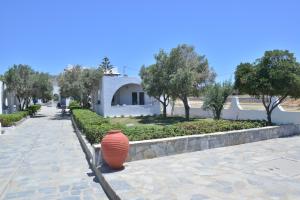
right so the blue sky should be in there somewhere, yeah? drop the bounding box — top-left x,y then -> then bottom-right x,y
1,0 -> 299,81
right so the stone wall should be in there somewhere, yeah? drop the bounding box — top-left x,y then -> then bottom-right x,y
93,125 -> 300,165
169,96 -> 300,125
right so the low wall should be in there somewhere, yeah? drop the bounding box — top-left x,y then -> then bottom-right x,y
169,96 -> 300,124
108,104 -> 160,117
93,124 -> 300,165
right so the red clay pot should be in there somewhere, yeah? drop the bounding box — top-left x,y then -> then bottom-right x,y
101,130 -> 129,169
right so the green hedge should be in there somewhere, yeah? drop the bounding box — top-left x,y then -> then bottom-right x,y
72,109 -> 268,144
26,104 -> 41,116
68,100 -> 82,111
72,109 -> 116,143
0,111 -> 29,127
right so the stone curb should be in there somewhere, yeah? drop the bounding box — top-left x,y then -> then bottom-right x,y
13,116 -> 30,127
1,116 -> 30,134
71,115 -> 121,200
93,124 -> 300,164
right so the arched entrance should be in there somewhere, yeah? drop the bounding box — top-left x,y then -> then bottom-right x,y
111,83 -> 145,106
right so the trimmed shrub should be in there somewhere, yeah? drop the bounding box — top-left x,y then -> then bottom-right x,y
27,104 -> 41,116
73,109 -> 117,143
72,109 -> 268,144
0,111 -> 29,127
68,100 -> 81,111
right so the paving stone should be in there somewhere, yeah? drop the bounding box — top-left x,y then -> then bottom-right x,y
0,106 -> 108,199
103,135 -> 300,199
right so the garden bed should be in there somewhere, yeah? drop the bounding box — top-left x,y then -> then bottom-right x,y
0,104 -> 41,127
0,111 -> 29,127
72,109 -> 268,144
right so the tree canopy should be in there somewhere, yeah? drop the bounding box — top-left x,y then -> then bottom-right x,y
168,44 -> 215,120
140,50 -> 171,117
58,65 -> 103,108
3,64 -> 53,110
235,50 -> 300,124
203,81 -> 233,119
140,44 -> 215,120
99,57 -> 113,74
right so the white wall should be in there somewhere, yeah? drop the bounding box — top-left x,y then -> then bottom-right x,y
108,104 -> 161,117
94,76 -> 161,117
0,81 -> 2,114
112,84 -> 153,105
168,96 -> 300,125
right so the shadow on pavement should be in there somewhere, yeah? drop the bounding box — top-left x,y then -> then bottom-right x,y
98,163 -> 125,174
32,114 -> 47,118
87,171 -> 101,183
50,113 -> 71,120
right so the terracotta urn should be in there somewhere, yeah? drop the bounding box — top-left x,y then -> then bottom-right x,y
101,130 -> 129,169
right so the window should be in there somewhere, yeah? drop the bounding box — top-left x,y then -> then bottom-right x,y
132,92 -> 138,105
139,92 -> 145,105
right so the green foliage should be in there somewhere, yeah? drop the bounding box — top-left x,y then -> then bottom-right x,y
168,44 -> 215,120
140,50 -> 171,117
140,44 -> 216,120
53,94 -> 59,101
203,81 -> 233,119
72,109 -> 268,144
26,104 -> 41,116
58,65 -> 103,108
3,64 -> 53,110
32,72 -> 53,102
68,100 -> 82,111
0,111 -> 29,127
72,109 -> 114,143
99,57 -> 113,74
4,64 -> 35,110
234,50 -> 300,124
175,120 -> 267,135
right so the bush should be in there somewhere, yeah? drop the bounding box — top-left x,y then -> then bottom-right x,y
27,104 -> 41,116
72,109 -> 268,144
68,100 -> 82,111
72,109 -> 117,143
0,111 -> 29,127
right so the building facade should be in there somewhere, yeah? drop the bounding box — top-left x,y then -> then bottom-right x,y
93,75 -> 160,117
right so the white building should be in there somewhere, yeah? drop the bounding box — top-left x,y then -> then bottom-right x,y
0,81 -> 2,114
93,70 -> 160,117
1,82 -> 19,114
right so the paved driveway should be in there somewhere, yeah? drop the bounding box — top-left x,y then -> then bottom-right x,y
104,135 -> 300,199
0,106 -> 107,200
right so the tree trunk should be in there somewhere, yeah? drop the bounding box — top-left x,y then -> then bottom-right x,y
216,109 -> 221,120
182,97 -> 190,120
16,96 -> 22,111
266,111 -> 272,125
22,99 -> 27,111
162,103 -> 167,118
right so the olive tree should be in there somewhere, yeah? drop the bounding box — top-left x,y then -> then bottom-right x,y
4,64 -> 53,110
235,50 -> 300,125
140,50 -> 171,117
32,72 -> 53,103
58,65 -> 102,108
4,64 -> 36,110
203,81 -> 233,119
169,44 -> 215,120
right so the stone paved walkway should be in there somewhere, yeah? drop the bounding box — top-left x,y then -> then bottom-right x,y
104,135 -> 300,200
0,106 -> 108,200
